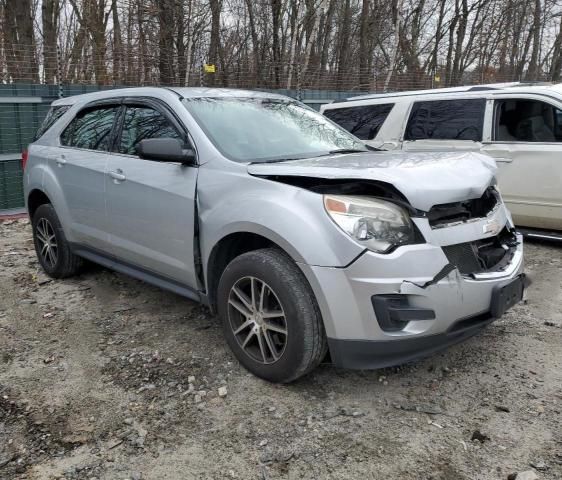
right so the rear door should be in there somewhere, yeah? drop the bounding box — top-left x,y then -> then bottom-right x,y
401,98 -> 486,152
56,100 -> 121,250
481,95 -> 562,230
105,98 -> 199,287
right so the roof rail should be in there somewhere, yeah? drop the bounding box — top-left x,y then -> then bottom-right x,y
467,86 -> 499,91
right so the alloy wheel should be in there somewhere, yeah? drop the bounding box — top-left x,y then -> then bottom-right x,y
36,218 -> 58,268
227,276 -> 288,364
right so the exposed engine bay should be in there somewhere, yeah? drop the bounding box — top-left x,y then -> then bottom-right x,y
428,187 -> 500,228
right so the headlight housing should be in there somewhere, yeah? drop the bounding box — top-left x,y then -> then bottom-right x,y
324,195 -> 416,253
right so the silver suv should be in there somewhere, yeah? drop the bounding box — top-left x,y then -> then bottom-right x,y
23,87 -> 525,382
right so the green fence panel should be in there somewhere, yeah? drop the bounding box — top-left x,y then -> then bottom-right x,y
0,102 -> 51,154
0,158 -> 24,210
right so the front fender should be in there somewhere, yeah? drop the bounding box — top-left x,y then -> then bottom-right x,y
197,166 -> 364,272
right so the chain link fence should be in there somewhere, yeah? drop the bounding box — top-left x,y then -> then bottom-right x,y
2,44 -> 544,92
0,44 -> 550,213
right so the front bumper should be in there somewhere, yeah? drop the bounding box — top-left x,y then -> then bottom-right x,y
299,232 -> 525,370
327,313 -> 494,369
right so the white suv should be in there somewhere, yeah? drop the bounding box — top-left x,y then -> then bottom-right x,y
321,82 -> 562,236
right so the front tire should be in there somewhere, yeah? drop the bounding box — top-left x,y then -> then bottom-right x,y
32,204 -> 82,278
217,248 -> 327,383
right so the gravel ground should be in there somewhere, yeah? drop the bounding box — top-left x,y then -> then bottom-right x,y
1,218 -> 561,480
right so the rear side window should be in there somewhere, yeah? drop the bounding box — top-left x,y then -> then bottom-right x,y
61,106 -> 119,151
324,103 -> 394,140
405,99 -> 486,141
34,105 -> 70,141
118,106 -> 182,155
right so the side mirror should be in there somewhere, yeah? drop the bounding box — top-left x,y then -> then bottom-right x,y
136,138 -> 196,165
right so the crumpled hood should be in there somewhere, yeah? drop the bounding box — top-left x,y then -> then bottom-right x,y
247,151 -> 497,211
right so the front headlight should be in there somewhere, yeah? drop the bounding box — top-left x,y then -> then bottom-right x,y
324,195 -> 416,253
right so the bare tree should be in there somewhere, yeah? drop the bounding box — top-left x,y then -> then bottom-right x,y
2,0 -> 561,90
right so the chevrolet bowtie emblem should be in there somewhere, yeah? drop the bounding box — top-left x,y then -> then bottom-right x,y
483,220 -> 501,235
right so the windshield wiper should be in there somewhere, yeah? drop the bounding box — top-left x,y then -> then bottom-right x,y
328,148 -> 370,155
250,157 -> 307,164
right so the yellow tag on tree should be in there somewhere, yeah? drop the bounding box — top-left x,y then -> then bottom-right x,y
434,75 -> 441,82
204,64 -> 216,73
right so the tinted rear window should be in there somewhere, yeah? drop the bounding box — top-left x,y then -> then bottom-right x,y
405,99 -> 486,141
324,103 -> 394,140
61,106 -> 119,151
33,105 -> 70,141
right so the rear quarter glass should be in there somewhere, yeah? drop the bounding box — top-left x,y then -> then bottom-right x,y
33,105 -> 70,141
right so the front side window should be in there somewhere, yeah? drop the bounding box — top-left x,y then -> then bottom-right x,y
183,97 -> 367,163
405,99 -> 486,141
34,105 -> 70,141
118,106 -> 182,155
494,99 -> 562,142
61,106 -> 118,151
323,103 -> 394,140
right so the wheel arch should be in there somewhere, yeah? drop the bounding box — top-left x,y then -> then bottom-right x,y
205,230 -> 300,313
27,189 -> 52,219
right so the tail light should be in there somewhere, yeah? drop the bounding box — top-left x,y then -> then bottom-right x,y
21,149 -> 29,170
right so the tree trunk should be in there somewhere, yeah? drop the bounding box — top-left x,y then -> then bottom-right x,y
497,0 -> 512,78
158,0 -> 176,85
550,18 -> 562,81
270,0 -> 283,88
428,0 -> 446,81
384,0 -> 403,91
303,0 -> 323,82
207,0 -> 222,86
177,0 -> 187,86
358,0 -> 371,89
244,0 -> 260,83
111,0 -> 122,84
450,0 -> 468,86
42,0 -> 60,84
336,0 -> 352,88
286,0 -> 300,89
5,0 -> 38,82
526,0 -> 542,80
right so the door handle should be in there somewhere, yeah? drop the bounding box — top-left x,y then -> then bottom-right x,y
481,148 -> 513,163
51,155 -> 66,167
109,169 -> 126,182
381,141 -> 399,150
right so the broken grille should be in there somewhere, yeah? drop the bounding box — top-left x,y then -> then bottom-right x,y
442,229 -> 518,275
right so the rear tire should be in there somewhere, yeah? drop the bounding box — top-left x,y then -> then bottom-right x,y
217,248 -> 327,383
32,204 -> 82,278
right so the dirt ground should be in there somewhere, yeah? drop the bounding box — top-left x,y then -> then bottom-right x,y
0,218 -> 561,480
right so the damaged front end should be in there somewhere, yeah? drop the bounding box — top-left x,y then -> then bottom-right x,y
246,151 -> 525,369
425,187 -> 521,278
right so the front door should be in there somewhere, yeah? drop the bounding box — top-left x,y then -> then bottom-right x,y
481,96 -> 562,230
105,100 -> 199,287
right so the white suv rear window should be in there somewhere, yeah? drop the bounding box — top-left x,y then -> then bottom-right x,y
324,103 -> 394,140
